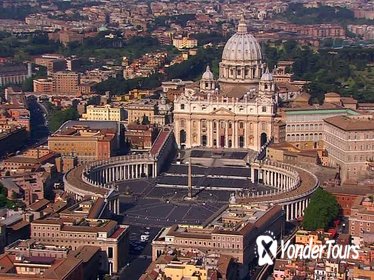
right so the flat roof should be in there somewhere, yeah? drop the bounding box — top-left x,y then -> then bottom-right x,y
324,115 -> 374,131
285,108 -> 359,115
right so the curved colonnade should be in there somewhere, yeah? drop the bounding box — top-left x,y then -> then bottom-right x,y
64,154 -> 158,215
65,155 -> 318,221
236,160 -> 319,221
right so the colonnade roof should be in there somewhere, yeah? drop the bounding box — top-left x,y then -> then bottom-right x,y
237,166 -> 318,204
65,165 -> 108,197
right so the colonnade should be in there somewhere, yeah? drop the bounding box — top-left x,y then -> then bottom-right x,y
250,160 -> 300,191
243,160 -> 318,221
283,199 -> 309,221
73,154 -> 158,216
82,154 -> 158,186
106,197 -> 120,215
88,162 -> 157,185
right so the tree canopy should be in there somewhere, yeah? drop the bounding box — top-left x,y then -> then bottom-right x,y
47,106 -> 79,132
302,188 -> 340,230
278,3 -> 373,26
0,183 -> 15,209
264,41 -> 374,103
94,46 -> 223,95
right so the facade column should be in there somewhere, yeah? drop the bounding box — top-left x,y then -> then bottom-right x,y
290,204 -> 294,220
270,171 -> 273,187
231,121 -> 238,148
265,170 -> 268,185
225,122 -> 229,148
251,168 -> 256,183
302,199 -> 306,214
210,120 -> 214,148
244,124 -> 247,148
216,121 -> 220,148
286,204 -> 289,221
275,173 -> 278,188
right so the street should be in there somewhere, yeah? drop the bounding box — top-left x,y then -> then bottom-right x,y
28,96 -> 50,147
119,226 -> 160,280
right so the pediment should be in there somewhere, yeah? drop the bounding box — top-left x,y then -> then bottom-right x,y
210,107 -> 235,115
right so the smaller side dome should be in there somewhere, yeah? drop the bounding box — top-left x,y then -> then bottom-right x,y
202,65 -> 214,80
261,67 -> 273,81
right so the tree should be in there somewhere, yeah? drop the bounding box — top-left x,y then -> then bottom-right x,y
302,188 -> 340,230
48,106 -> 79,132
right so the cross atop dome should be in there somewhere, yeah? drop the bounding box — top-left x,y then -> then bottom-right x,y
237,14 -> 248,34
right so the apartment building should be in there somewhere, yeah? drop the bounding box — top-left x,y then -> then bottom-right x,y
31,218 -> 129,274
81,104 -> 125,122
323,114 -> 374,182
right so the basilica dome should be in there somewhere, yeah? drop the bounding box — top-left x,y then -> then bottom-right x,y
221,17 -> 262,64
218,16 -> 264,98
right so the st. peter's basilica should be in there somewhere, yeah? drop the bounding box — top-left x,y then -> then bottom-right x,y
173,16 -> 279,151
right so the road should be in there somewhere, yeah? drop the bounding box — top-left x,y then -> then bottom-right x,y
118,226 -> 160,280
255,225 -> 300,280
28,96 -> 50,147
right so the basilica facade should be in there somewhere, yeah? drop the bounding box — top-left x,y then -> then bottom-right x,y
173,17 -> 278,151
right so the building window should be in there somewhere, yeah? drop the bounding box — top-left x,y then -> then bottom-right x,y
180,104 -> 185,110
239,136 -> 244,148
262,106 -> 266,112
202,135 -> 207,146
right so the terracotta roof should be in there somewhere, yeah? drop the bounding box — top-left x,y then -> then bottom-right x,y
216,255 -> 233,277
9,220 -> 29,231
324,115 -> 374,131
43,256 -> 82,279
71,245 -> 100,263
325,186 -> 373,196
340,97 -> 357,104
293,92 -> 310,102
139,270 -> 159,280
325,92 -> 341,97
0,253 -> 15,273
276,82 -> 300,92
87,198 -> 105,219
28,199 -> 50,211
109,226 -> 127,239
150,128 -> 171,156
